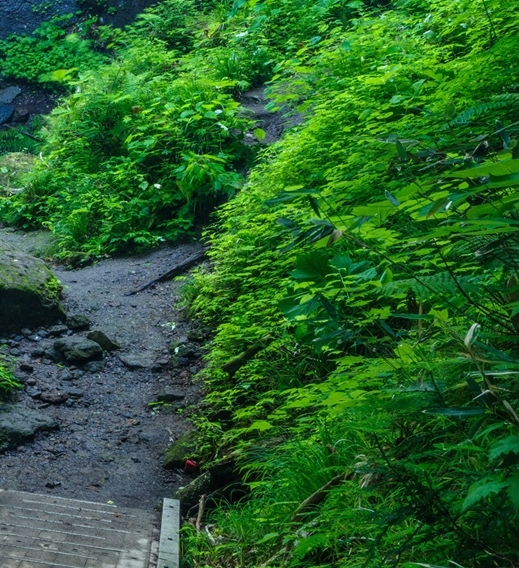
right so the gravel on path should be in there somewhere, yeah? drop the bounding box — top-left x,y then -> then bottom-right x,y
0,234 -> 205,511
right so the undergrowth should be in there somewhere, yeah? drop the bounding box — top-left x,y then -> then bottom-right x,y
0,355 -> 21,397
1,0 -> 519,566
182,0 -> 519,566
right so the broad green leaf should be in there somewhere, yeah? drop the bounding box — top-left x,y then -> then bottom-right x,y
385,190 -> 400,207
396,140 -> 408,161
279,294 -> 319,319
246,420 -> 273,432
256,533 -> 280,544
496,120 -> 512,148
276,217 -> 297,229
463,478 -> 508,511
447,158 -> 519,178
424,196 -> 451,219
489,435 -> 519,461
317,293 -> 337,318
307,195 -> 321,218
443,100 -> 456,121
292,252 -> 332,282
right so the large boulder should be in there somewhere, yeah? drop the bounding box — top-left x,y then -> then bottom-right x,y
0,236 -> 65,335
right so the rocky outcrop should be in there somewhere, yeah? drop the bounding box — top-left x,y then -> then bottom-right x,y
0,237 -> 65,335
0,404 -> 59,452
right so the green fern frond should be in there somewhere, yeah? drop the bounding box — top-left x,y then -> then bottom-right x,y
0,128 -> 40,155
381,271 -> 482,299
444,94 -> 519,129
452,234 -> 519,265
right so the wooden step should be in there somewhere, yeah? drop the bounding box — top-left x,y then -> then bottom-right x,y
0,489 -> 156,568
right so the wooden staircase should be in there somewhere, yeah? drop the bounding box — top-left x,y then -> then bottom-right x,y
0,490 -> 179,568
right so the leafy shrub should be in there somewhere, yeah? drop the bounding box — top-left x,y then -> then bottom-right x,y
0,14 -> 106,86
122,0 -> 199,52
0,38 -> 252,260
184,0 -> 519,566
0,355 -> 21,397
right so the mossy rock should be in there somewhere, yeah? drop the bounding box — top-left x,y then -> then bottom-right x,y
163,430 -> 199,469
0,236 -> 66,334
174,456 -> 241,513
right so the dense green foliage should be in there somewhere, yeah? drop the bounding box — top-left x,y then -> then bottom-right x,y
2,0 -> 519,565
0,355 -> 21,397
0,14 -> 106,85
0,1 -> 257,260
182,0 -> 519,566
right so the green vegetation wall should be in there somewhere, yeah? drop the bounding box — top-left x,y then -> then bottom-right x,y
184,1 -> 519,567
2,0 -> 519,565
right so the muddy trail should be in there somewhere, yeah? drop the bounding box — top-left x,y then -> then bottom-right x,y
0,232 -> 206,511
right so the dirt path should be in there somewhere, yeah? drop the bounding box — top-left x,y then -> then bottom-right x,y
0,233 -> 205,511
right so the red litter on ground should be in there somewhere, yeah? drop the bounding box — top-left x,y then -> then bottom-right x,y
184,459 -> 199,473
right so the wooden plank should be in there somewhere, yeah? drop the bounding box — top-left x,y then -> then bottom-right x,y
157,499 -> 180,568
0,490 -> 155,568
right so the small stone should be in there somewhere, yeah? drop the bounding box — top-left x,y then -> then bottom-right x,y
54,337 -> 103,362
156,391 -> 184,403
152,355 -> 170,371
0,86 -> 22,104
45,481 -> 61,489
87,330 -> 121,352
169,337 -> 188,353
176,344 -> 195,358
187,330 -> 206,342
20,328 -> 32,337
57,369 -> 74,381
37,330 -> 49,338
119,354 -> 147,370
40,391 -> 69,405
48,325 -> 68,337
9,348 -> 21,357
29,348 -> 45,359
82,360 -> 104,373
64,388 -> 84,398
28,334 -> 42,342
70,369 -> 85,380
26,378 -> 37,386
26,387 -> 41,399
66,314 -> 90,331
171,356 -> 189,368
45,348 -> 63,362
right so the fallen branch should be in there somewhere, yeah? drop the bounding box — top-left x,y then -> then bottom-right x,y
126,248 -> 207,295
291,471 -> 351,524
196,494 -> 206,533
222,336 -> 274,378
4,124 -> 42,142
